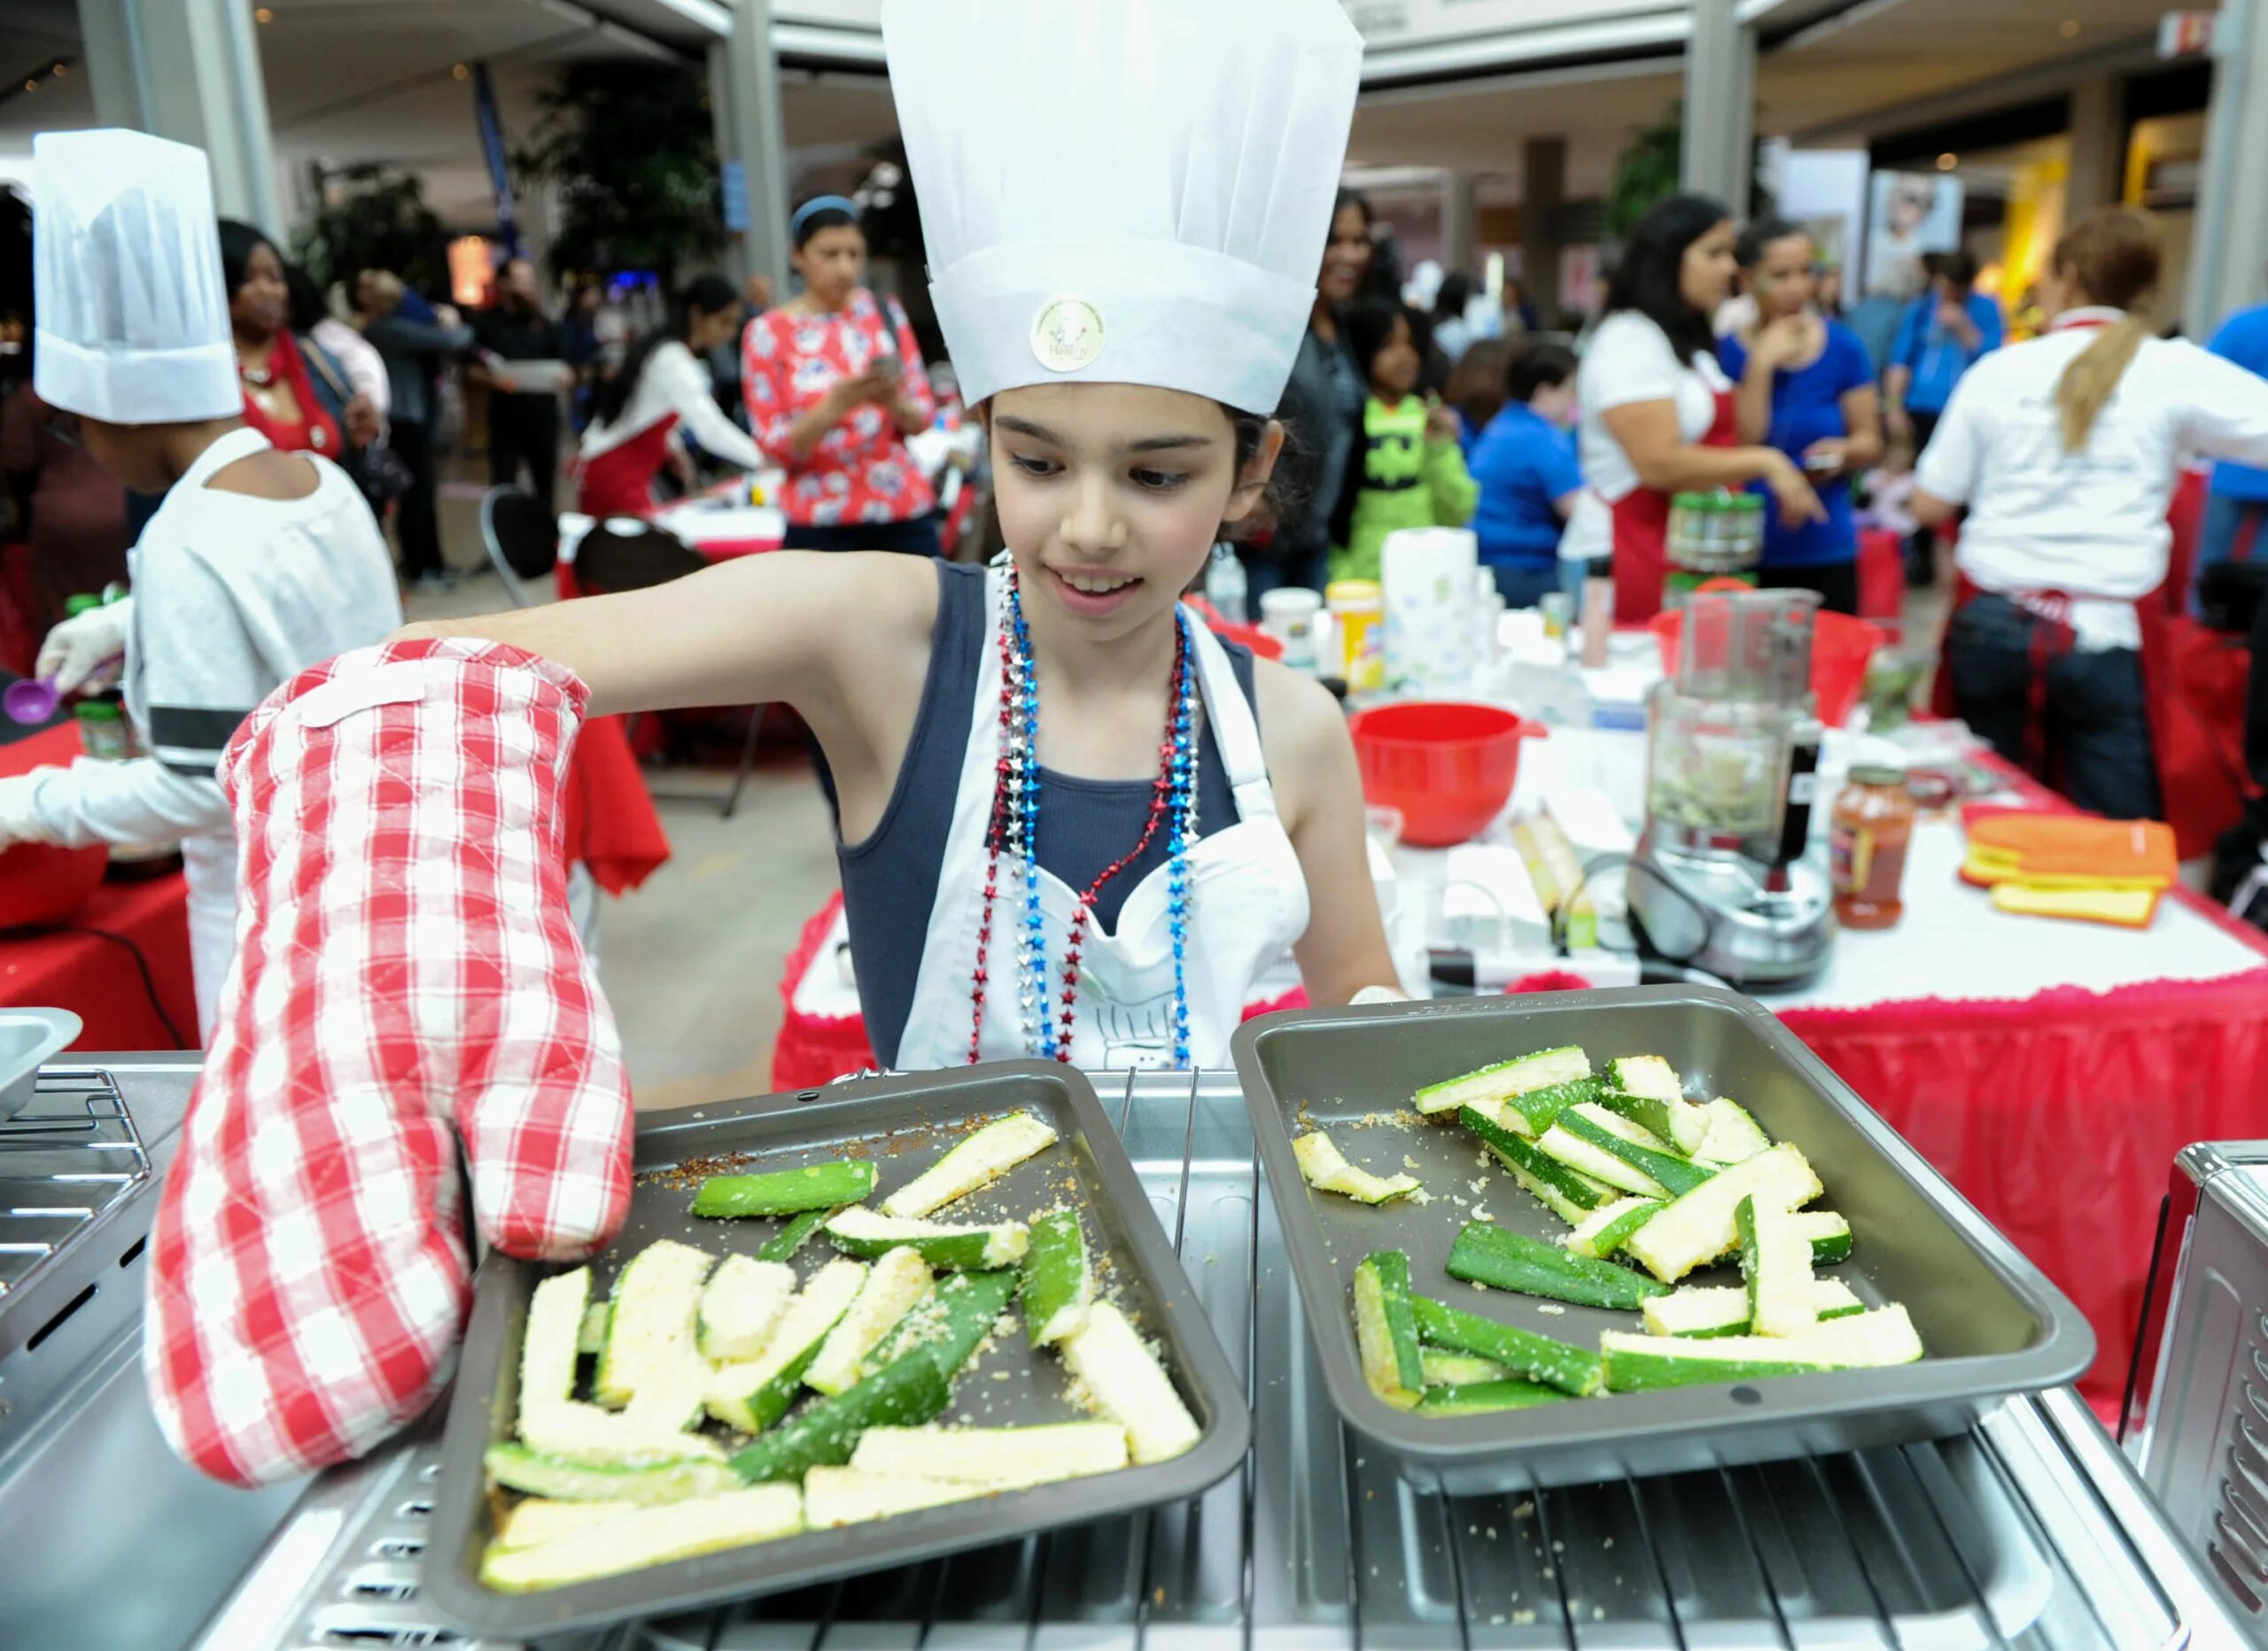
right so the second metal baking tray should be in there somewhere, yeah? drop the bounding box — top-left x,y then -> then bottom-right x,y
1231,986 -> 2094,1494
420,1061 -> 1251,1638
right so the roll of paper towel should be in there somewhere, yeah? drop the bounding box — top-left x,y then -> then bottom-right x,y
1382,527 -> 1479,696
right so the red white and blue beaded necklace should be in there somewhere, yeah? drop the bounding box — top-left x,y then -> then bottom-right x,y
967,567 -> 1198,1066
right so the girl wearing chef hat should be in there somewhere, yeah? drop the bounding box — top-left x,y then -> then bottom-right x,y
0,130 -> 402,1037
149,0 -> 1390,1491
388,0 -> 1389,1074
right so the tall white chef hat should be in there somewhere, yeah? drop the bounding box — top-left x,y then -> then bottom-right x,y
32,129 -> 238,426
882,0 -> 1363,415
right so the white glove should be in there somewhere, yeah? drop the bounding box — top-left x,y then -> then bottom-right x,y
35,598 -> 133,695
0,772 -> 54,854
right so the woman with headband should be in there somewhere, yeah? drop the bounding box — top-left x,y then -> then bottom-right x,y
742,194 -> 942,555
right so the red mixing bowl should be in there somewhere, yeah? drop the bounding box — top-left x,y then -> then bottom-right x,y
1348,701 -> 1545,848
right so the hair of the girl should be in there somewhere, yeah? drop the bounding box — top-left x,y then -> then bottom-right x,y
1345,295 -> 1418,384
2051,207 -> 2161,453
1333,186 -> 1373,233
790,195 -> 861,252
593,274 -> 746,430
1445,337 -> 1515,430
1505,339 -> 1580,405
1734,215 -> 1807,269
1435,270 -> 1475,321
1605,191 -> 1730,364
215,217 -> 276,304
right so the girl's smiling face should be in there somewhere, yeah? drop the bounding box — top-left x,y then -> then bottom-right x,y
987,382 -> 1280,639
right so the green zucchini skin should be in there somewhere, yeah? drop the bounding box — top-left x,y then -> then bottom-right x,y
1461,1105 -> 1613,1215
1556,1110 -> 1714,1197
869,1267 -> 1021,1377
1021,1209 -> 1092,1346
1497,1077 -> 1604,1136
757,1206 -> 835,1263
727,1353 -> 951,1484
1410,1296 -> 1604,1398
1416,1379 -> 1576,1415
484,1443 -> 741,1504
1444,1221 -> 1668,1311
692,1161 -> 879,1219
1600,1346 -> 1822,1393
1353,1251 -> 1426,1408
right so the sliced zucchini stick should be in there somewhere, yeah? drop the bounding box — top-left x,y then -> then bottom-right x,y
1599,1056 -> 1706,1151
848,1421 -> 1130,1486
593,1240 -> 715,1407
1563,1197 -> 1664,1261
1534,1108 -> 1676,1198
1790,1210 -> 1853,1265
492,1499 -> 627,1551
704,1257 -> 867,1433
697,1254 -> 796,1363
576,1300 -> 610,1357
1600,1305 -> 1922,1392
1491,1078 -> 1604,1137
1351,1250 -> 1426,1410
522,1267 -> 592,1415
1412,1046 -> 1593,1119
1462,1104 -> 1616,1222
1021,1209 -> 1094,1346
1641,1280 -> 1864,1339
1416,1379 -> 1575,1415
1619,1144 -> 1822,1284
757,1205 -> 836,1263
1410,1296 -> 1604,1398
1554,1105 -> 1714,1196
485,1441 -> 738,1502
802,1466 -> 985,1527
729,1351 -> 953,1483
478,1484 -> 802,1593
1737,1195 -> 1821,1338
1293,1130 -> 1422,1204
805,1246 -> 934,1396
868,1266 -> 1020,1378
1444,1221 -> 1668,1311
691,1159 -> 879,1219
881,1112 -> 1059,1218
1692,1098 -> 1773,1165
825,1205 -> 1031,1270
1059,1302 -> 1202,1465
1419,1349 -> 1511,1386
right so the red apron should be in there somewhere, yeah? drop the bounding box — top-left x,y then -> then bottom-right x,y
1609,385 -> 1742,624
575,413 -> 680,518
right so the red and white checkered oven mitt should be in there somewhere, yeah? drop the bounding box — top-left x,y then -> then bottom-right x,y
144,638 -> 635,1486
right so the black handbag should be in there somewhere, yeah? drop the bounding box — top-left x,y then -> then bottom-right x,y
301,334 -> 412,508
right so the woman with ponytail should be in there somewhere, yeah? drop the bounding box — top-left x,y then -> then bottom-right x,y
1910,208 -> 2268,818
577,275 -> 765,517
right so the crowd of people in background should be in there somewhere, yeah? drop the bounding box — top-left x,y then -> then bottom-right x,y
7,162 -> 2268,872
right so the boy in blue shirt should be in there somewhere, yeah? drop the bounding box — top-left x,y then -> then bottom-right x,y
2203,291 -> 2268,602
1468,341 -> 1584,607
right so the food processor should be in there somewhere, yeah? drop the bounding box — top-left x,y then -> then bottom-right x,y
1627,586 -> 1835,988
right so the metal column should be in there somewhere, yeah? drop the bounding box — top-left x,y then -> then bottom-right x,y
717,0 -> 793,296
2188,0 -> 2268,334
74,0 -> 280,233
1440,170 -> 1478,279
1682,0 -> 1755,217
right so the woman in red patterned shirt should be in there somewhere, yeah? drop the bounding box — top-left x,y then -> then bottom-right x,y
742,197 -> 941,554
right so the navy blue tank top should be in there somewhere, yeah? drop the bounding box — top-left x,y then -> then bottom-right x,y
834,561 -> 1257,1067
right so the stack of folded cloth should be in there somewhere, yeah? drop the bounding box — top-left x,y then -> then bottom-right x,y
1959,807 -> 2178,928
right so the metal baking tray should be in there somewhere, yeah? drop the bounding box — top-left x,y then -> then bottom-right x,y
420,1060 -> 1251,1638
1232,985 -> 2094,1495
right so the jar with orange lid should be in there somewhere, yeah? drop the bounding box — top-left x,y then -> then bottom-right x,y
1829,762 -> 1915,930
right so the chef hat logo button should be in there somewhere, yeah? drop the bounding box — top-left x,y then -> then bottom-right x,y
1031,298 -> 1104,374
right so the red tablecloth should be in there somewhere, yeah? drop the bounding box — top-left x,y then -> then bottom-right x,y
0,723 -> 197,1050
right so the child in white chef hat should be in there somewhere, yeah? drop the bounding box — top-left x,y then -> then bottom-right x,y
273,0 -> 1395,1084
